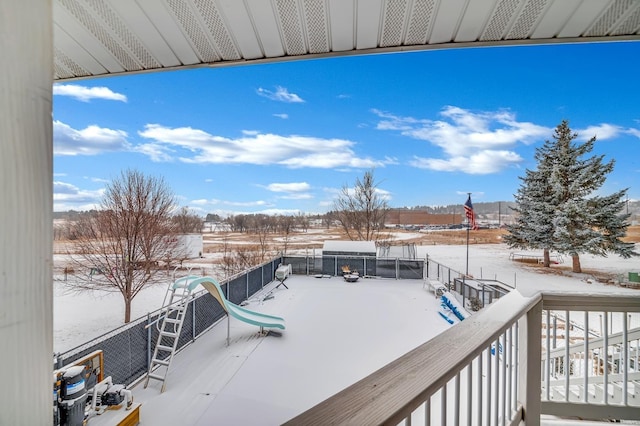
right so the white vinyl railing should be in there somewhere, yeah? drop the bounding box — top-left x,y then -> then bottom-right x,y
284,291 -> 640,426
540,296 -> 640,421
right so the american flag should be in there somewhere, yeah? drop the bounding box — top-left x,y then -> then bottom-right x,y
464,195 -> 478,230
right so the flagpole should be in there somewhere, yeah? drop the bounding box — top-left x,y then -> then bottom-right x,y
466,192 -> 470,276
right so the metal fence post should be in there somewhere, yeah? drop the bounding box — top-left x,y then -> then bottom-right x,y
146,313 -> 152,371
192,297 -> 196,341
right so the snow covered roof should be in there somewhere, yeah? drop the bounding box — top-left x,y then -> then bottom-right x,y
322,240 -> 376,255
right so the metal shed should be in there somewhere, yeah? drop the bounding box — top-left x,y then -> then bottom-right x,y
322,241 -> 376,276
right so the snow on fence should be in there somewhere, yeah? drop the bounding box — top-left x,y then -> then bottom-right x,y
53,253 -> 516,407
53,258 -> 283,387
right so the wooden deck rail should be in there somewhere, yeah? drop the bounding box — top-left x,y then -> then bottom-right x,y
284,290 -> 541,425
284,290 -> 640,426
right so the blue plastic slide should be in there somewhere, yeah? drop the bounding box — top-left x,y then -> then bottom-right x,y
183,276 -> 285,331
438,311 -> 456,324
441,292 -> 470,322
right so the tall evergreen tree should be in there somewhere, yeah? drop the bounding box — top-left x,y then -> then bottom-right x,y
504,168 -> 555,266
506,120 -> 636,273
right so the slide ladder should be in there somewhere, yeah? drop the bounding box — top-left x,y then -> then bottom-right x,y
144,274 -> 199,392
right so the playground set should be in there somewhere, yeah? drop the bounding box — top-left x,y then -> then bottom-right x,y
53,271 -> 287,426
144,274 -> 286,393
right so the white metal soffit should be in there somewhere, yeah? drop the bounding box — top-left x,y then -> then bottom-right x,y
53,0 -> 640,81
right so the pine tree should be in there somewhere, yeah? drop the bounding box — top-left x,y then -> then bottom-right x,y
506,120 -> 636,273
504,168 -> 555,266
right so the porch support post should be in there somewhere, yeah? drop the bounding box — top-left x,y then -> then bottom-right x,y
519,299 -> 542,425
0,1 -> 53,424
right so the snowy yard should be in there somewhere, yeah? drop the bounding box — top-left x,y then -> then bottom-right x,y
53,241 -> 640,353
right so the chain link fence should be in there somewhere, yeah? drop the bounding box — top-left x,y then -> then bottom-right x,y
54,258 -> 282,386
54,253 -> 513,386
283,255 -> 423,279
424,256 -> 513,310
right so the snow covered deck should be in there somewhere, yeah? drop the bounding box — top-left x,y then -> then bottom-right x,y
131,275 -> 449,425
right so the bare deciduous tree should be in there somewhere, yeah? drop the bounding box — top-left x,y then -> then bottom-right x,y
67,169 -> 182,323
252,214 -> 272,262
173,207 -> 203,233
296,212 -> 309,232
333,170 -> 389,241
278,215 -> 296,255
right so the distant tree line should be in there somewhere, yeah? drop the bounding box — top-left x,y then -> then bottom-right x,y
214,213 -> 310,234
54,206 -> 202,241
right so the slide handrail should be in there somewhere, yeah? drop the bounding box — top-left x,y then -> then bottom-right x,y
186,276 -> 285,330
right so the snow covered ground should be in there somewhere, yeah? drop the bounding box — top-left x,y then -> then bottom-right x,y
133,276 -> 450,425
52,241 -> 640,425
53,242 -> 640,353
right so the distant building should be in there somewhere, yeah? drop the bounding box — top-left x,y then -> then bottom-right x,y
385,210 -> 463,227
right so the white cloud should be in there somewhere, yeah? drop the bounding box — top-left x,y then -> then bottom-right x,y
54,120 -> 130,156
264,182 -> 313,200
340,186 -> 392,201
378,106 -> 549,156
53,181 -> 104,211
266,182 -> 310,192
53,84 -> 127,102
280,193 -> 313,200
273,113 -> 289,119
224,200 -> 270,207
627,127 -> 640,138
191,198 -> 220,205
88,177 -> 109,183
410,150 -> 522,174
54,181 -> 81,195
374,106 -> 549,174
138,124 -> 390,169
256,86 -> 304,103
134,142 -> 174,162
376,188 -> 392,201
577,124 -> 623,141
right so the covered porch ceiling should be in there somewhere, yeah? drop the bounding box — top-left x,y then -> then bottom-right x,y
53,0 -> 640,81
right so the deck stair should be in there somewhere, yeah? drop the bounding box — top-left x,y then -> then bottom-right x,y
545,368 -> 640,406
542,323 -> 640,418
144,273 -> 200,392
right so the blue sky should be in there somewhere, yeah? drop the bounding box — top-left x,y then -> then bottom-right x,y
53,41 -> 640,215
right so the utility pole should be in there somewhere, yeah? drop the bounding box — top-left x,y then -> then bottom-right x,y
466,193 -> 471,276
626,195 -> 629,215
